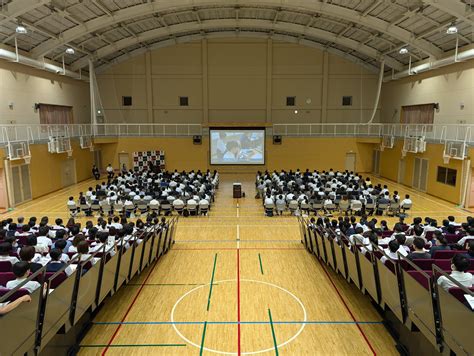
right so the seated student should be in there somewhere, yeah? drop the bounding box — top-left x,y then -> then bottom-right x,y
462,240 -> 474,259
47,239 -> 69,263
0,294 -> 31,315
349,227 -> 365,245
19,246 -> 43,272
447,215 -> 462,227
52,230 -> 72,253
4,236 -> 20,254
457,227 -> 474,249
6,262 -> 42,293
67,196 -> 78,215
381,240 -> 401,264
0,242 -> 19,265
46,248 -> 74,276
68,235 -> 86,254
37,226 -> 53,248
437,254 -> 474,291
90,231 -> 116,257
26,235 -> 49,255
395,234 -> 410,256
15,224 -> 32,239
400,194 -> 412,208
407,237 -> 432,261
429,232 -> 451,255
72,241 -> 99,265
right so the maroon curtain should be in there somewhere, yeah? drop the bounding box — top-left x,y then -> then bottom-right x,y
38,104 -> 73,125
401,104 -> 435,125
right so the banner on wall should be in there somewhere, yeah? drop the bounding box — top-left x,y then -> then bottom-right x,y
132,150 -> 165,172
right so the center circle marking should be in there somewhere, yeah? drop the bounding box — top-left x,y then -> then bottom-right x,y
170,279 -> 307,355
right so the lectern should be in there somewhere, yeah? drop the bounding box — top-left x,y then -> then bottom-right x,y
233,183 -> 242,198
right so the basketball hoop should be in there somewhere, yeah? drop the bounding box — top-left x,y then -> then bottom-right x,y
67,150 -> 73,157
23,156 -> 31,164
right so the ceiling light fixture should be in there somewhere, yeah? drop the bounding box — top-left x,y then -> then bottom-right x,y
399,47 -> 408,55
446,25 -> 458,34
65,48 -> 75,55
15,25 -> 27,34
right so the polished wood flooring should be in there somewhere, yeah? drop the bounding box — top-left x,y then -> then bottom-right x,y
3,173 -> 470,355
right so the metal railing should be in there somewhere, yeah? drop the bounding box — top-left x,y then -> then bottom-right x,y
0,122 -> 472,146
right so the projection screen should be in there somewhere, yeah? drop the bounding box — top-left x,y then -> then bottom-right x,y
210,128 -> 265,165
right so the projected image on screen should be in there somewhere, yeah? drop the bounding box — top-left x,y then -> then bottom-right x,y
210,129 -> 265,165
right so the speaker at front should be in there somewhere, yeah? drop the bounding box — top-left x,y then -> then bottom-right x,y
193,135 -> 202,145
273,135 -> 282,145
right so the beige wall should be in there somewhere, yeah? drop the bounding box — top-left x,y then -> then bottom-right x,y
381,60 -> 474,124
97,38 -> 381,125
0,60 -> 90,125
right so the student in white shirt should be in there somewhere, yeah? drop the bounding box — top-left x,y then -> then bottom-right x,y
46,249 -> 74,276
381,240 -> 401,265
71,241 -> 99,266
457,227 -> 474,248
37,226 -> 53,248
437,254 -> 474,292
0,242 -> 19,265
400,194 -> 412,208
6,262 -> 42,294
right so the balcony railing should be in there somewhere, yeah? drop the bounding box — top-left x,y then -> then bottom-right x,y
0,123 -> 471,146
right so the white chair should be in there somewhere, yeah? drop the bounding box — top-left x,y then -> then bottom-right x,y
351,201 -> 363,215
275,201 -> 286,215
114,201 -> 124,215
264,202 -> 275,216
187,204 -> 198,216
300,201 -> 310,215
387,201 -> 400,216
288,200 -> 299,215
149,202 -> 160,215
173,202 -> 184,215
80,202 -> 91,217
102,202 -> 113,216
338,200 -> 350,215
199,202 -> 209,216
68,203 -> 78,217
400,202 -> 412,215
311,201 -> 323,216
91,202 -> 101,217
161,202 -> 172,216
137,201 -> 148,215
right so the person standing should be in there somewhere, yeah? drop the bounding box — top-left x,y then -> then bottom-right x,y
92,165 -> 100,180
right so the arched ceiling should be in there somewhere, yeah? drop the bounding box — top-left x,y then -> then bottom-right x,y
0,0 -> 472,73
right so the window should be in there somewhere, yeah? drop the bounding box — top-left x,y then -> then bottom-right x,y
179,96 -> 189,106
342,96 -> 353,106
437,167 -> 457,186
122,96 -> 132,106
286,96 -> 296,106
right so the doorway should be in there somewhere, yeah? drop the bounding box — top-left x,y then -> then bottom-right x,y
345,152 -> 356,172
372,150 -> 381,175
61,159 -> 77,188
398,159 -> 406,184
412,157 -> 428,192
118,153 -> 129,171
0,169 -> 8,209
9,163 -> 32,206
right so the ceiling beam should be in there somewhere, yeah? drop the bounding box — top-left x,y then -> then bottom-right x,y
0,0 -> 50,26
29,1 -> 443,59
422,0 -> 474,26
70,18 -> 403,71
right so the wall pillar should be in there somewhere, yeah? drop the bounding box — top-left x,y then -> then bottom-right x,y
145,51 -> 154,124
202,39 -> 209,125
266,39 -> 273,124
321,51 -> 329,123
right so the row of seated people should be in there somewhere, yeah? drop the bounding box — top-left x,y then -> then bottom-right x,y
0,215 -> 169,298
67,169 -> 219,217
301,215 -> 473,354
258,169 -> 412,216
0,214 -> 175,354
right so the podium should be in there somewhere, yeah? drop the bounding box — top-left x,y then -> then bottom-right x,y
233,183 -> 242,198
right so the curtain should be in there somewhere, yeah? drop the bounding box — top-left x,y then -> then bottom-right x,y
38,104 -> 73,125
401,104 -> 435,125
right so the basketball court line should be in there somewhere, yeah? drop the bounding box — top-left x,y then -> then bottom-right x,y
92,320 -> 384,325
268,308 -> 279,356
200,321 -> 208,356
317,259 -> 377,356
207,254 -> 218,311
258,253 -> 264,275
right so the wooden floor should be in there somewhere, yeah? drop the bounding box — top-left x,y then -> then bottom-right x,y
3,173 -> 471,355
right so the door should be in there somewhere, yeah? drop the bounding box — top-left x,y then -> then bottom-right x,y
345,152 -> 356,172
412,157 -> 428,192
9,163 -> 32,206
118,153 -> 129,171
0,169 -> 7,209
468,169 -> 474,207
398,159 -> 406,184
94,150 -> 103,171
372,150 -> 381,175
61,159 -> 77,188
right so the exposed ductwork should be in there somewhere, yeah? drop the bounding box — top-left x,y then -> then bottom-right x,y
385,48 -> 474,81
0,48 -> 87,82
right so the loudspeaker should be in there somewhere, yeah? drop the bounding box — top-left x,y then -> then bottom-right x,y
193,135 -> 202,145
273,135 -> 282,145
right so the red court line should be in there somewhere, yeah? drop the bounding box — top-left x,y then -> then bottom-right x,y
317,259 -> 377,356
237,249 -> 241,356
101,261 -> 160,355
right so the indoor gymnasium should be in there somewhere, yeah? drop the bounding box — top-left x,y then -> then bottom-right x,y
0,1 -> 473,355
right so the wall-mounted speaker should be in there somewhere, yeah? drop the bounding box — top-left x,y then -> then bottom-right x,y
193,135 -> 202,145
273,135 -> 282,145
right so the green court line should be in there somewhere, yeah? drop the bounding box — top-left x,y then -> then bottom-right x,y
258,253 -> 264,275
79,344 -> 186,348
206,253 -> 218,311
268,309 -> 279,356
199,321 -> 208,356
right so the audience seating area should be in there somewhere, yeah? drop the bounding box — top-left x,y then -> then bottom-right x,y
0,216 -> 178,355
257,170 -> 412,217
297,216 -> 473,355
